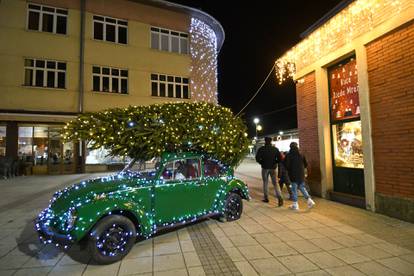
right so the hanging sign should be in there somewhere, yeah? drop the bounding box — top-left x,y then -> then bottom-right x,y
329,58 -> 360,121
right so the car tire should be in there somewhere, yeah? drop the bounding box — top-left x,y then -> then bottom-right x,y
88,215 -> 136,264
223,192 -> 243,222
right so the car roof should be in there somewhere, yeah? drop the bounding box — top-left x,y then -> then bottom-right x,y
161,152 -> 202,161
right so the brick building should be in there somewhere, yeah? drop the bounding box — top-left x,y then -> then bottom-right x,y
275,0 -> 414,222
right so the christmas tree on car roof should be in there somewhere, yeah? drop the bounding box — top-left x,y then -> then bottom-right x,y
62,102 -> 250,167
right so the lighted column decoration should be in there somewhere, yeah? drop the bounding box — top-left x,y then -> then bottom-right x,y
189,17 -> 218,104
274,0 -> 404,84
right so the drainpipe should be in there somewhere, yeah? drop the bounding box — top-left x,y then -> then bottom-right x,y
78,0 -> 85,113
77,0 -> 86,173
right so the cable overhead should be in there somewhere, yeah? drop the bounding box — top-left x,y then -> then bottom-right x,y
235,63 -> 276,117
249,104 -> 297,118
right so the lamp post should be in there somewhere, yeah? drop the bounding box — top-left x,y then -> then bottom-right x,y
253,118 -> 259,138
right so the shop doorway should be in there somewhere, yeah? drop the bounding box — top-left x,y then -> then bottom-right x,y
18,125 -> 76,174
328,56 -> 365,206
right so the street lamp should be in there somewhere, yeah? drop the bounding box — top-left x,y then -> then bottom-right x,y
253,118 -> 260,137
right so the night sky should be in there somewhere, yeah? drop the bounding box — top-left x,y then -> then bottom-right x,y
169,0 -> 344,137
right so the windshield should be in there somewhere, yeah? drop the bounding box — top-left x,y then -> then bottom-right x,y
120,157 -> 160,179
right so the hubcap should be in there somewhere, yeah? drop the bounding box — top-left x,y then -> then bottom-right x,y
96,224 -> 131,257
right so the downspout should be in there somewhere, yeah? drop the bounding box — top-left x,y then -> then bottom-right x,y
78,0 -> 85,113
77,0 -> 86,173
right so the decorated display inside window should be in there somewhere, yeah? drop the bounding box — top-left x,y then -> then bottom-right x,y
332,121 -> 364,168
36,102 -> 250,264
329,58 -> 360,122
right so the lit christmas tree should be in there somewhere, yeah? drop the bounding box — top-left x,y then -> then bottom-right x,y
63,102 -> 250,167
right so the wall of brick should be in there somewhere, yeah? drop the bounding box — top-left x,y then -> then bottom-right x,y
296,72 -> 322,196
366,20 -> 414,200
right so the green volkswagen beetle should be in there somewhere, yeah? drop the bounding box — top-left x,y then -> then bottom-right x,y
36,152 -> 249,264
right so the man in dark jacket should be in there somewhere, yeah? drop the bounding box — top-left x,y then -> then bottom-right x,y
285,142 -> 315,210
255,137 -> 283,206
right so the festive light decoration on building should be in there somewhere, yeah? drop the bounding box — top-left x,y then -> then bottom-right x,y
62,102 -> 249,167
275,0 -> 404,84
190,18 -> 218,103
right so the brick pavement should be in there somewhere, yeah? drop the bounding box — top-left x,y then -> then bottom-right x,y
0,160 -> 413,275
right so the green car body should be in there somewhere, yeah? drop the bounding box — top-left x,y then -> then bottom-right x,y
36,152 -> 249,262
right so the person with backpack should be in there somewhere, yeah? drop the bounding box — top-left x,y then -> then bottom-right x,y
255,137 -> 284,207
285,142 -> 315,210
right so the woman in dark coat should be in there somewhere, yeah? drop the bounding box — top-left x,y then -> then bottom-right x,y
285,142 -> 315,210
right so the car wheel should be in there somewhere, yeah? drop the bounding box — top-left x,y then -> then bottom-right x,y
223,192 -> 243,221
88,215 -> 136,264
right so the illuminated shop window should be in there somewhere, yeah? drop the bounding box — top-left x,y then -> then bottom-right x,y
85,144 -> 127,165
24,58 -> 66,88
0,126 -> 6,156
332,121 -> 364,169
151,73 -> 189,99
151,27 -> 188,54
27,3 -> 67,34
92,66 -> 128,94
93,15 -> 127,44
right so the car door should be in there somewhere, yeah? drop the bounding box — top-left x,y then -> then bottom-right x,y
154,158 -> 206,225
201,158 -> 227,210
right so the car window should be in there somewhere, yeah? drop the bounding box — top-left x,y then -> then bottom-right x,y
160,158 -> 201,181
203,159 -> 226,177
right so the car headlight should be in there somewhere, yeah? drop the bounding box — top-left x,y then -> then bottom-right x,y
64,208 -> 77,231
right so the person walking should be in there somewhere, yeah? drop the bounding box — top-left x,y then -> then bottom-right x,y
255,137 -> 284,206
285,142 -> 315,210
279,152 -> 293,200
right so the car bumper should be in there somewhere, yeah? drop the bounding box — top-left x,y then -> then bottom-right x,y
35,218 -> 74,247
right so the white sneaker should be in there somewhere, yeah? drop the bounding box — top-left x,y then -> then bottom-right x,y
289,202 -> 299,210
307,198 -> 315,209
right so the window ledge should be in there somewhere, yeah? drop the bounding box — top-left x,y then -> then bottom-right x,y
91,38 -> 128,46
25,29 -> 68,37
149,48 -> 190,56
91,91 -> 129,96
22,85 -> 66,91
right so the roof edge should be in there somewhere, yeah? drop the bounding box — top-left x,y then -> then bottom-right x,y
131,0 -> 225,52
300,0 -> 355,39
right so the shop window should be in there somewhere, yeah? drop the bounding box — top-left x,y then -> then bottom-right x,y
85,144 -> 127,164
151,26 -> 189,54
33,127 -> 48,165
0,126 -> 6,157
92,66 -> 128,94
27,3 -> 68,35
24,58 -> 66,89
18,127 -> 33,162
150,73 -> 190,99
93,15 -> 128,44
332,121 -> 363,168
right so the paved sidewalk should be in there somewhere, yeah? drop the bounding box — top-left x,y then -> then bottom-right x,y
0,160 -> 413,275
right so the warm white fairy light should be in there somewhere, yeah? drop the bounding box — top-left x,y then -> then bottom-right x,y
190,18 -> 218,104
275,0 -> 404,84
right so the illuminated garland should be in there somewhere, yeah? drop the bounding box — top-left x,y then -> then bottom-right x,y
190,18 -> 218,103
62,102 -> 249,167
275,0 -> 404,84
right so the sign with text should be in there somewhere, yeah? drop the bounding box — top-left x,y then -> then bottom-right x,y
329,58 -> 360,121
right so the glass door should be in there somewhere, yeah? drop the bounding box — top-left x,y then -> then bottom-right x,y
48,127 -> 76,174
328,56 -> 365,197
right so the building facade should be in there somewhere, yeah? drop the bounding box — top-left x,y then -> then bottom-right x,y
275,0 -> 414,222
0,0 -> 224,174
